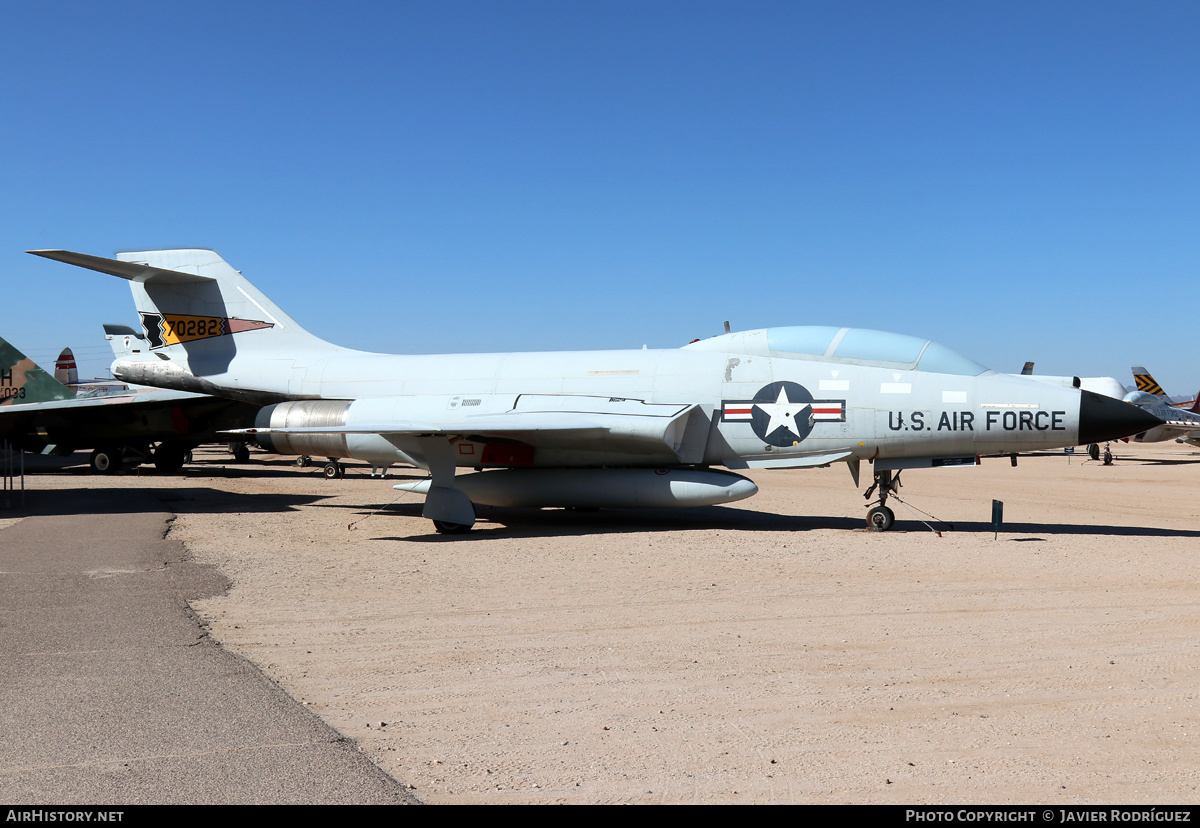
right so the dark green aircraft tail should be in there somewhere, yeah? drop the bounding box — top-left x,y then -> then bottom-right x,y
0,335 -> 76,406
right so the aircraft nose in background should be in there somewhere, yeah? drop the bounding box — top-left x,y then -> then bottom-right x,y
1078,389 -> 1164,444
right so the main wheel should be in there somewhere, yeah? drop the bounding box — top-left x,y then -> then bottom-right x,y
295,455 -> 312,468
866,505 -> 895,531
153,444 -> 186,473
231,444 -> 251,463
323,462 -> 342,479
433,520 -> 472,534
90,447 -> 123,474
1088,443 -> 1100,461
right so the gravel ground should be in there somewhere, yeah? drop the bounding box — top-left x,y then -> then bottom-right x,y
9,442 -> 1200,803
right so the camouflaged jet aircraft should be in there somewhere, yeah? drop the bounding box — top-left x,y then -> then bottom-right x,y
31,248 -> 1162,532
0,328 -> 259,472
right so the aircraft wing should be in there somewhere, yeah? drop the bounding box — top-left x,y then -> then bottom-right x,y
1151,417 -> 1200,434
1,387 -> 212,414
229,400 -> 711,463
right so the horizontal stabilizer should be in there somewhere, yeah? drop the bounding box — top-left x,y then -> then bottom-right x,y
28,250 -> 215,284
103,324 -> 140,336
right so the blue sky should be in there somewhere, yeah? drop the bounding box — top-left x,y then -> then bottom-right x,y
3,1 -> 1199,394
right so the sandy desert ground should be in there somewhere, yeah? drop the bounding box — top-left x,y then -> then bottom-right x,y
9,442 -> 1200,804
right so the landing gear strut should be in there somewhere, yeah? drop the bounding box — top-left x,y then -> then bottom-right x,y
863,469 -> 900,531
229,442 -> 251,463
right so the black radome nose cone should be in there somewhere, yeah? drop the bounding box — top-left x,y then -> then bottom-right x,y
1078,390 -> 1164,444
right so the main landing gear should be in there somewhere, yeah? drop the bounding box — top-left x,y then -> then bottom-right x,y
432,520 -> 472,535
1087,442 -> 1114,465
863,468 -> 900,531
90,446 -> 124,474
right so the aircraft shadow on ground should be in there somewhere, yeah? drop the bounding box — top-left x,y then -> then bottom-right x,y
1119,457 -> 1200,466
14,464 -> 1197,540
11,486 -> 331,518
325,501 -> 1200,541
941,520 -> 1200,538
1022,453 -> 1200,467
15,454 -> 392,481
314,500 -> 862,540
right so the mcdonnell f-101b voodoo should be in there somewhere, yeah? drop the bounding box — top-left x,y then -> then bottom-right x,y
30,248 -> 1161,532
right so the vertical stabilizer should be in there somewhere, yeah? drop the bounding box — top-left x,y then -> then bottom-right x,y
111,249 -> 335,355
54,347 -> 78,386
0,335 -> 76,406
29,249 -> 344,389
1132,366 -> 1166,397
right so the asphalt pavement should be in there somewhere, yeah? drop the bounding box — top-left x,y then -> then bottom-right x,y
0,486 -> 417,804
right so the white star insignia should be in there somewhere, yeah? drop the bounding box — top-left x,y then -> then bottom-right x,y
756,386 -> 811,439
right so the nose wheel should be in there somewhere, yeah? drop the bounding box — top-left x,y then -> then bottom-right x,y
866,505 -> 895,531
861,468 -> 954,534
863,469 -> 902,531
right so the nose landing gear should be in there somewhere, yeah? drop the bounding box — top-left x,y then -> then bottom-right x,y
863,469 -> 900,531
861,467 -> 954,534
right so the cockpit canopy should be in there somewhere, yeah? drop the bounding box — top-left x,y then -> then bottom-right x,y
1123,390 -> 1159,406
683,326 -> 990,376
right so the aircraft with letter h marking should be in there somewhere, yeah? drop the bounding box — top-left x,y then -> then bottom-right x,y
31,248 -> 1161,533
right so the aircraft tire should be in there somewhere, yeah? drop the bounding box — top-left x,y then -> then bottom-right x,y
866,505 -> 895,532
153,444 -> 187,473
1087,443 -> 1100,461
295,455 -> 312,467
90,447 -> 123,475
433,520 -> 472,534
323,462 -> 342,479
232,444 -> 251,463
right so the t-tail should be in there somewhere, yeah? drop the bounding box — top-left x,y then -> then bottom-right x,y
0,334 -> 76,406
30,249 -> 344,404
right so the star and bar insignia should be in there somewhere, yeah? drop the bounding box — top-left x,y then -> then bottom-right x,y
722,381 -> 845,447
